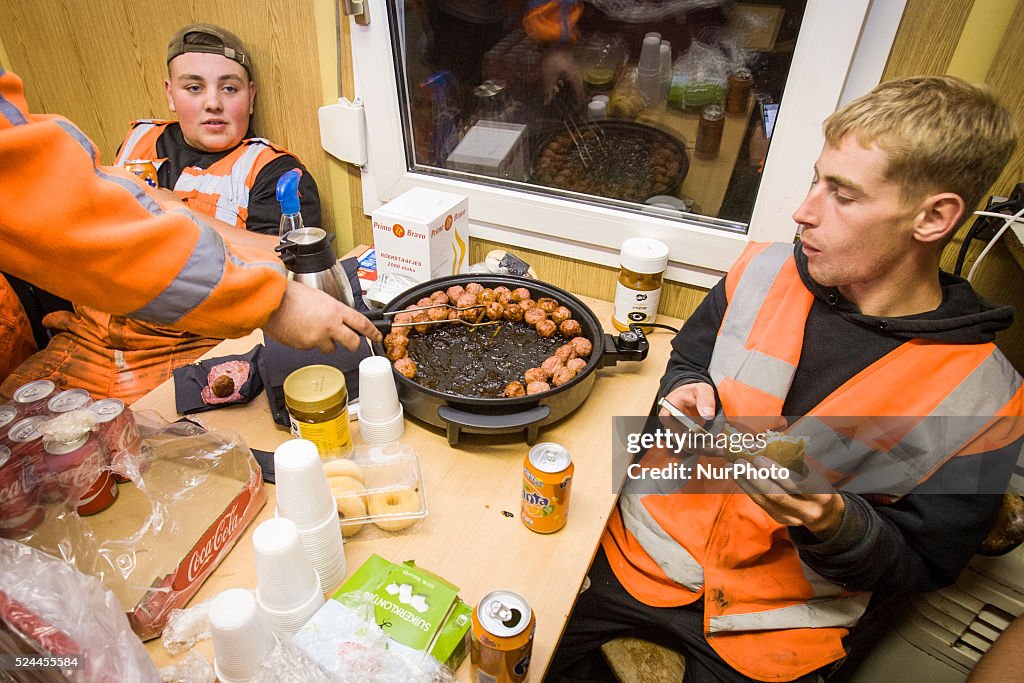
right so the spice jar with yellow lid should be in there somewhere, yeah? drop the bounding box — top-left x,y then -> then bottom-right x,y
612,237 -> 670,332
283,365 -> 352,460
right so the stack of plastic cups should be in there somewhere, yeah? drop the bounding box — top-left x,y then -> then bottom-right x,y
274,439 -> 346,593
253,517 -> 325,636
637,35 -> 663,106
659,41 -> 673,101
357,356 -> 405,445
210,588 -> 277,683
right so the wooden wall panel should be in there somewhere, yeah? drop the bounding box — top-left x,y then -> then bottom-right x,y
983,0 -> 1024,205
0,0 -> 336,231
882,0 -> 975,79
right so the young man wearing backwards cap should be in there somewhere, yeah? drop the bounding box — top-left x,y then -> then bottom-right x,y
1,23 -> 326,402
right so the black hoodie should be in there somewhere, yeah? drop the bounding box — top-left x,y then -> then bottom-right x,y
656,242 -> 1021,594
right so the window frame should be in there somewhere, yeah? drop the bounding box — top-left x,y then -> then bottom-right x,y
349,0 -> 905,287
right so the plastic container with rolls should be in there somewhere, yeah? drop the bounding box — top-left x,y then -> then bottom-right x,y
322,442 -> 427,541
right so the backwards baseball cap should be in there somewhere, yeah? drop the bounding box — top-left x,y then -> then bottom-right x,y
167,23 -> 253,77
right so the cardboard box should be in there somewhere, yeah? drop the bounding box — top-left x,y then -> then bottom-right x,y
19,430 -> 265,640
446,120 -> 528,181
371,187 -> 468,283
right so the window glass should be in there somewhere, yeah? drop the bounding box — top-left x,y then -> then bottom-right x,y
395,0 -> 806,230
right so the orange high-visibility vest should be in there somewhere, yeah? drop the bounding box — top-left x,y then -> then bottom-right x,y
115,120 -> 291,231
604,241 -> 1024,681
0,276 -> 36,386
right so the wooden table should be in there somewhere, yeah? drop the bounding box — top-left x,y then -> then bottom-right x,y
137,296 -> 680,680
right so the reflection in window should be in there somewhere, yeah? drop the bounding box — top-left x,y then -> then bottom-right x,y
398,0 -> 806,230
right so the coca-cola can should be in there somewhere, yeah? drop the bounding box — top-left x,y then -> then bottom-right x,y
90,398 -> 145,482
47,388 -> 93,415
7,416 -> 49,494
12,380 -> 57,417
0,445 -> 44,538
43,431 -> 116,515
0,404 -> 20,450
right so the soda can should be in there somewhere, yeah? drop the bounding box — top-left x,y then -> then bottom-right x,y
0,445 -> 44,538
12,380 -> 57,417
44,430 -> 118,515
521,442 -> 574,533
90,398 -> 145,482
7,416 -> 53,502
471,589 -> 535,683
124,159 -> 158,188
47,388 -> 93,415
0,405 -> 20,449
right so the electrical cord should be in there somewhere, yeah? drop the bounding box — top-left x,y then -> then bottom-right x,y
966,205 -> 1024,284
641,322 -> 681,334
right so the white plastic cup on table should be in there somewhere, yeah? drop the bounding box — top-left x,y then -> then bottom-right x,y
638,35 -> 662,74
357,356 -> 405,444
292,510 -> 347,592
252,517 -> 325,635
210,588 -> 277,683
273,438 -> 336,526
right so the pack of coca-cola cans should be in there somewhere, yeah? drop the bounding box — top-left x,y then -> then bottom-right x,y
0,380 -> 146,539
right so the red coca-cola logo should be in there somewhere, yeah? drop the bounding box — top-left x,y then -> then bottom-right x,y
116,421 -> 141,454
59,448 -> 105,496
174,490 -> 251,589
0,469 -> 33,507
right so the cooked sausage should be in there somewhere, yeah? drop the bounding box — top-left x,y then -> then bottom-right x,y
570,336 -> 593,357
541,355 -> 564,376
560,319 -> 583,337
485,302 -> 505,321
536,297 -> 559,313
552,366 -> 577,386
555,344 -> 577,363
503,303 -> 524,322
526,380 -> 550,395
536,319 -> 558,338
504,381 -> 526,397
446,285 -> 465,304
524,367 -> 548,383
551,306 -> 572,324
394,357 -> 417,378
566,357 -> 587,373
524,308 -> 547,326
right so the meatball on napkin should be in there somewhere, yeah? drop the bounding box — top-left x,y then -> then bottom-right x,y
173,346 -> 265,414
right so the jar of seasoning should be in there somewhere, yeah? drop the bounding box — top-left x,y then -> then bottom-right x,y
612,238 -> 670,332
695,104 -> 725,160
283,365 -> 352,460
726,68 -> 754,115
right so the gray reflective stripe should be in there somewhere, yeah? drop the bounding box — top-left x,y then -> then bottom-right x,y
709,242 -> 796,400
115,122 -> 158,165
709,336 -> 793,401
126,214 -> 226,323
790,349 -> 1022,497
709,593 -> 870,633
619,492 -> 705,591
54,120 -> 164,216
0,89 -> 28,126
172,141 -> 268,224
797,558 -> 845,598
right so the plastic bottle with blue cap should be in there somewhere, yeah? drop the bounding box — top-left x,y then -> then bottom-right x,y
276,168 -> 304,241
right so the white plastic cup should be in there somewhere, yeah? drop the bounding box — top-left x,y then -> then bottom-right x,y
638,35 -> 662,73
292,510 -> 347,593
252,518 -> 321,611
274,439 -> 336,526
210,588 -> 277,683
357,356 -> 402,423
358,404 -> 405,445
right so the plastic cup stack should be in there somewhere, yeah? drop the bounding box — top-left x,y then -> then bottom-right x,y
637,35 -> 664,106
273,439 -> 347,593
210,588 -> 277,683
252,517 -> 325,636
357,356 -> 405,444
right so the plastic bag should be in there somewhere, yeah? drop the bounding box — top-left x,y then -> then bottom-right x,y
5,408 -> 265,640
0,538 -> 160,682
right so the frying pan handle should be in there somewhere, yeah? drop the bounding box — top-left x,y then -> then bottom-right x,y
437,404 -> 551,446
600,326 -> 650,367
